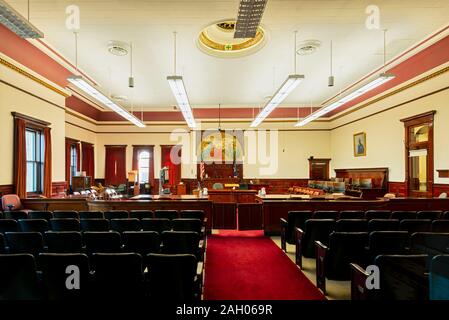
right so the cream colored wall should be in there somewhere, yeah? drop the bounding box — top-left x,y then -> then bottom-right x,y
92,128 -> 331,180
95,131 -> 198,180
65,113 -> 98,175
0,58 -> 66,185
329,66 -> 449,184
65,113 -> 97,144
244,130 -> 331,179
3,56 -> 448,187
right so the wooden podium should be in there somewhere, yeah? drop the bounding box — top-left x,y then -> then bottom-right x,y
208,189 -> 260,231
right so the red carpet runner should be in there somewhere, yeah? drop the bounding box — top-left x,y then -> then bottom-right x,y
203,232 -> 326,300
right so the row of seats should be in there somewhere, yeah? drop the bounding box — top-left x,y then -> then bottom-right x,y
0,218 -> 204,235
354,254 -> 449,300
290,210 -> 449,222
0,209 -> 205,221
281,210 -> 449,300
280,210 -> 449,251
326,218 -> 445,233
313,232 -> 449,294
0,231 -> 205,260
0,252 -> 202,301
293,219 -> 449,265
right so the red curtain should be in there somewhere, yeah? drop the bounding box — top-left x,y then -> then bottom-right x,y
82,142 -> 95,179
14,118 -> 27,199
43,127 -> 52,198
105,146 -> 127,186
161,145 -> 181,191
132,146 -> 154,184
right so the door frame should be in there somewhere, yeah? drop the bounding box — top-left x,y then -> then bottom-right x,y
401,111 -> 436,198
308,158 -> 331,180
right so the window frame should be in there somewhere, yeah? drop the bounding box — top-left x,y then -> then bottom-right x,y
138,150 -> 151,184
70,144 -> 78,184
25,127 -> 45,194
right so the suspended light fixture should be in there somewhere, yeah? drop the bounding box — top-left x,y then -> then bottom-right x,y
296,30 -> 395,127
68,76 -> 146,128
129,42 -> 135,88
251,31 -> 305,127
0,0 -> 43,38
66,34 -> 145,127
167,31 -> 196,129
328,40 -> 335,87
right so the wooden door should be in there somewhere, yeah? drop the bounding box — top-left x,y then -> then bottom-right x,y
401,111 -> 435,198
309,158 -> 331,180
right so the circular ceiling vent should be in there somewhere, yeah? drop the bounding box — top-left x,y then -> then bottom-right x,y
110,94 -> 128,102
296,40 -> 321,55
107,41 -> 130,56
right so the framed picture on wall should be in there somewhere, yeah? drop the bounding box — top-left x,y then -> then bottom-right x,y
354,132 -> 367,157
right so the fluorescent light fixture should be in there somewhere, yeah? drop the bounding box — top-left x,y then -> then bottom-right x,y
251,74 -> 304,127
296,73 -> 395,127
0,0 -> 43,39
234,0 -> 268,38
167,75 -> 196,129
67,75 -> 146,128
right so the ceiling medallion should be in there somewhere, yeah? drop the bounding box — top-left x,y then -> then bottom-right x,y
197,19 -> 267,58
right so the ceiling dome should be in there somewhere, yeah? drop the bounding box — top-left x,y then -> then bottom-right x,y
197,20 -> 267,58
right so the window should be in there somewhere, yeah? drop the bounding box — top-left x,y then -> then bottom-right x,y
138,151 -> 150,184
70,145 -> 78,184
26,129 -> 45,193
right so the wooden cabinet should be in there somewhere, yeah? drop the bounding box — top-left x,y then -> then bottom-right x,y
72,176 -> 92,192
309,158 -> 331,180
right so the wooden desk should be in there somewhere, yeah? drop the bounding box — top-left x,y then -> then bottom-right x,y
21,197 -> 89,212
208,189 -> 257,203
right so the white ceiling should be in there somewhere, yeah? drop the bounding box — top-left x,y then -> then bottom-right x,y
8,0 -> 449,111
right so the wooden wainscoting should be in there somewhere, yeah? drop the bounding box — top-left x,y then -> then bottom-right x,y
434,184 -> 449,197
0,185 -> 14,197
389,182 -> 407,197
389,182 -> 449,198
